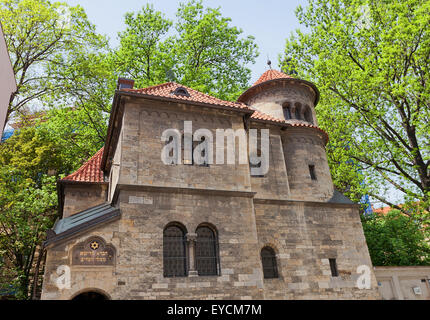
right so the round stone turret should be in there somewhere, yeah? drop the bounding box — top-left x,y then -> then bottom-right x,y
238,69 -> 319,126
240,70 -> 334,202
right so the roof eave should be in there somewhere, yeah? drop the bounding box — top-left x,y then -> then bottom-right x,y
43,207 -> 121,248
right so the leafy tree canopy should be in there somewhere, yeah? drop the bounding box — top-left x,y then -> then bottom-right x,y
0,0 -> 111,127
112,0 -> 259,101
0,126 -> 66,298
362,210 -> 430,266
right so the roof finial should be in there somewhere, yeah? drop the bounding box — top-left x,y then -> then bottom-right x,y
267,55 -> 272,69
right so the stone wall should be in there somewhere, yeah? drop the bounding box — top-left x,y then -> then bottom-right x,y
249,123 -> 290,200
244,81 -> 318,126
255,200 -> 380,299
42,189 -> 381,300
282,128 -> 333,202
42,189 -> 266,300
117,99 -> 252,192
374,266 -> 430,300
42,92 -> 381,300
62,184 -> 108,218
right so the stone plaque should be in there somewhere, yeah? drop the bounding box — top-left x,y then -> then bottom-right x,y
72,236 -> 115,266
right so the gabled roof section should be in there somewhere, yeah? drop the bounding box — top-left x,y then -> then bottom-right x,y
44,203 -> 121,247
62,147 -> 104,183
253,69 -> 293,86
121,82 -> 252,112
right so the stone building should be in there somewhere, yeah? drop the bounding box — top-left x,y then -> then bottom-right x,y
41,70 -> 381,300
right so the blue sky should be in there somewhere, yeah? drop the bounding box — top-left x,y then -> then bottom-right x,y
62,0 -> 308,84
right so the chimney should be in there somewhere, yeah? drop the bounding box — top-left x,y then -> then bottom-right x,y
117,78 -> 134,90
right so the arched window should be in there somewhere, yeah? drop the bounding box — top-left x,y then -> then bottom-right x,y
261,247 -> 278,279
294,103 -> 301,120
282,102 -> 291,119
304,106 -> 312,123
163,224 -> 187,277
195,226 -> 218,276
72,291 -> 109,300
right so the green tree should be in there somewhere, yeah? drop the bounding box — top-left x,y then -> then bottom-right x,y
362,210 -> 430,266
280,0 -> 430,216
111,4 -> 173,86
113,0 -> 259,100
0,0 -> 111,131
0,126 -> 70,299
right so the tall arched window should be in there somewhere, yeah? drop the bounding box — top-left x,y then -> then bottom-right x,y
294,103 -> 301,120
163,224 -> 187,277
304,106 -> 312,123
261,247 -> 278,279
282,102 -> 291,119
195,226 -> 218,276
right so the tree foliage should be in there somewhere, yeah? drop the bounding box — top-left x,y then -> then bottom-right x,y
281,0 -> 430,215
0,0 -> 111,127
112,0 -> 259,100
362,210 -> 430,266
0,127 -> 69,299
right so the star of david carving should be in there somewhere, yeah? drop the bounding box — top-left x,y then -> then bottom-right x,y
90,241 -> 99,250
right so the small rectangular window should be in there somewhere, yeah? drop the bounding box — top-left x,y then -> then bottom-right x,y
329,258 -> 338,277
309,165 -> 317,180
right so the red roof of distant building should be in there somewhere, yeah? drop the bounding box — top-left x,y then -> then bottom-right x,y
62,147 -> 104,183
253,69 -> 292,86
121,82 -> 251,112
372,206 -> 392,215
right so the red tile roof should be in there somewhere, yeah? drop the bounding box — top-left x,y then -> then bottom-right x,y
250,110 -> 329,143
121,82 -> 251,112
62,147 -> 104,183
253,69 -> 292,86
251,109 -> 286,123
372,206 -> 392,215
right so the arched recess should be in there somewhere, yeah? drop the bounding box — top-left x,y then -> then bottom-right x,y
303,106 -> 313,123
261,246 -> 279,279
195,223 -> 219,276
163,222 -> 188,277
71,288 -> 110,300
294,102 -> 302,120
282,102 -> 292,119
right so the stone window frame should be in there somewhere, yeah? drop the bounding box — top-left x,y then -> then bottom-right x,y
282,102 -> 292,119
163,222 -> 188,278
308,164 -> 317,181
163,222 -> 221,278
194,224 -> 220,276
260,246 -> 279,279
329,258 -> 339,277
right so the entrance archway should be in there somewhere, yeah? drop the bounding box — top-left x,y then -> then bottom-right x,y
72,291 -> 109,300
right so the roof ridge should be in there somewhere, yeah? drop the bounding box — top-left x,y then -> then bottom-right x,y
253,69 -> 293,86
120,81 -> 250,111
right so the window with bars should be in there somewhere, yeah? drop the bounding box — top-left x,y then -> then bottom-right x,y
195,226 -> 218,276
261,247 -> 278,279
163,225 -> 187,277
